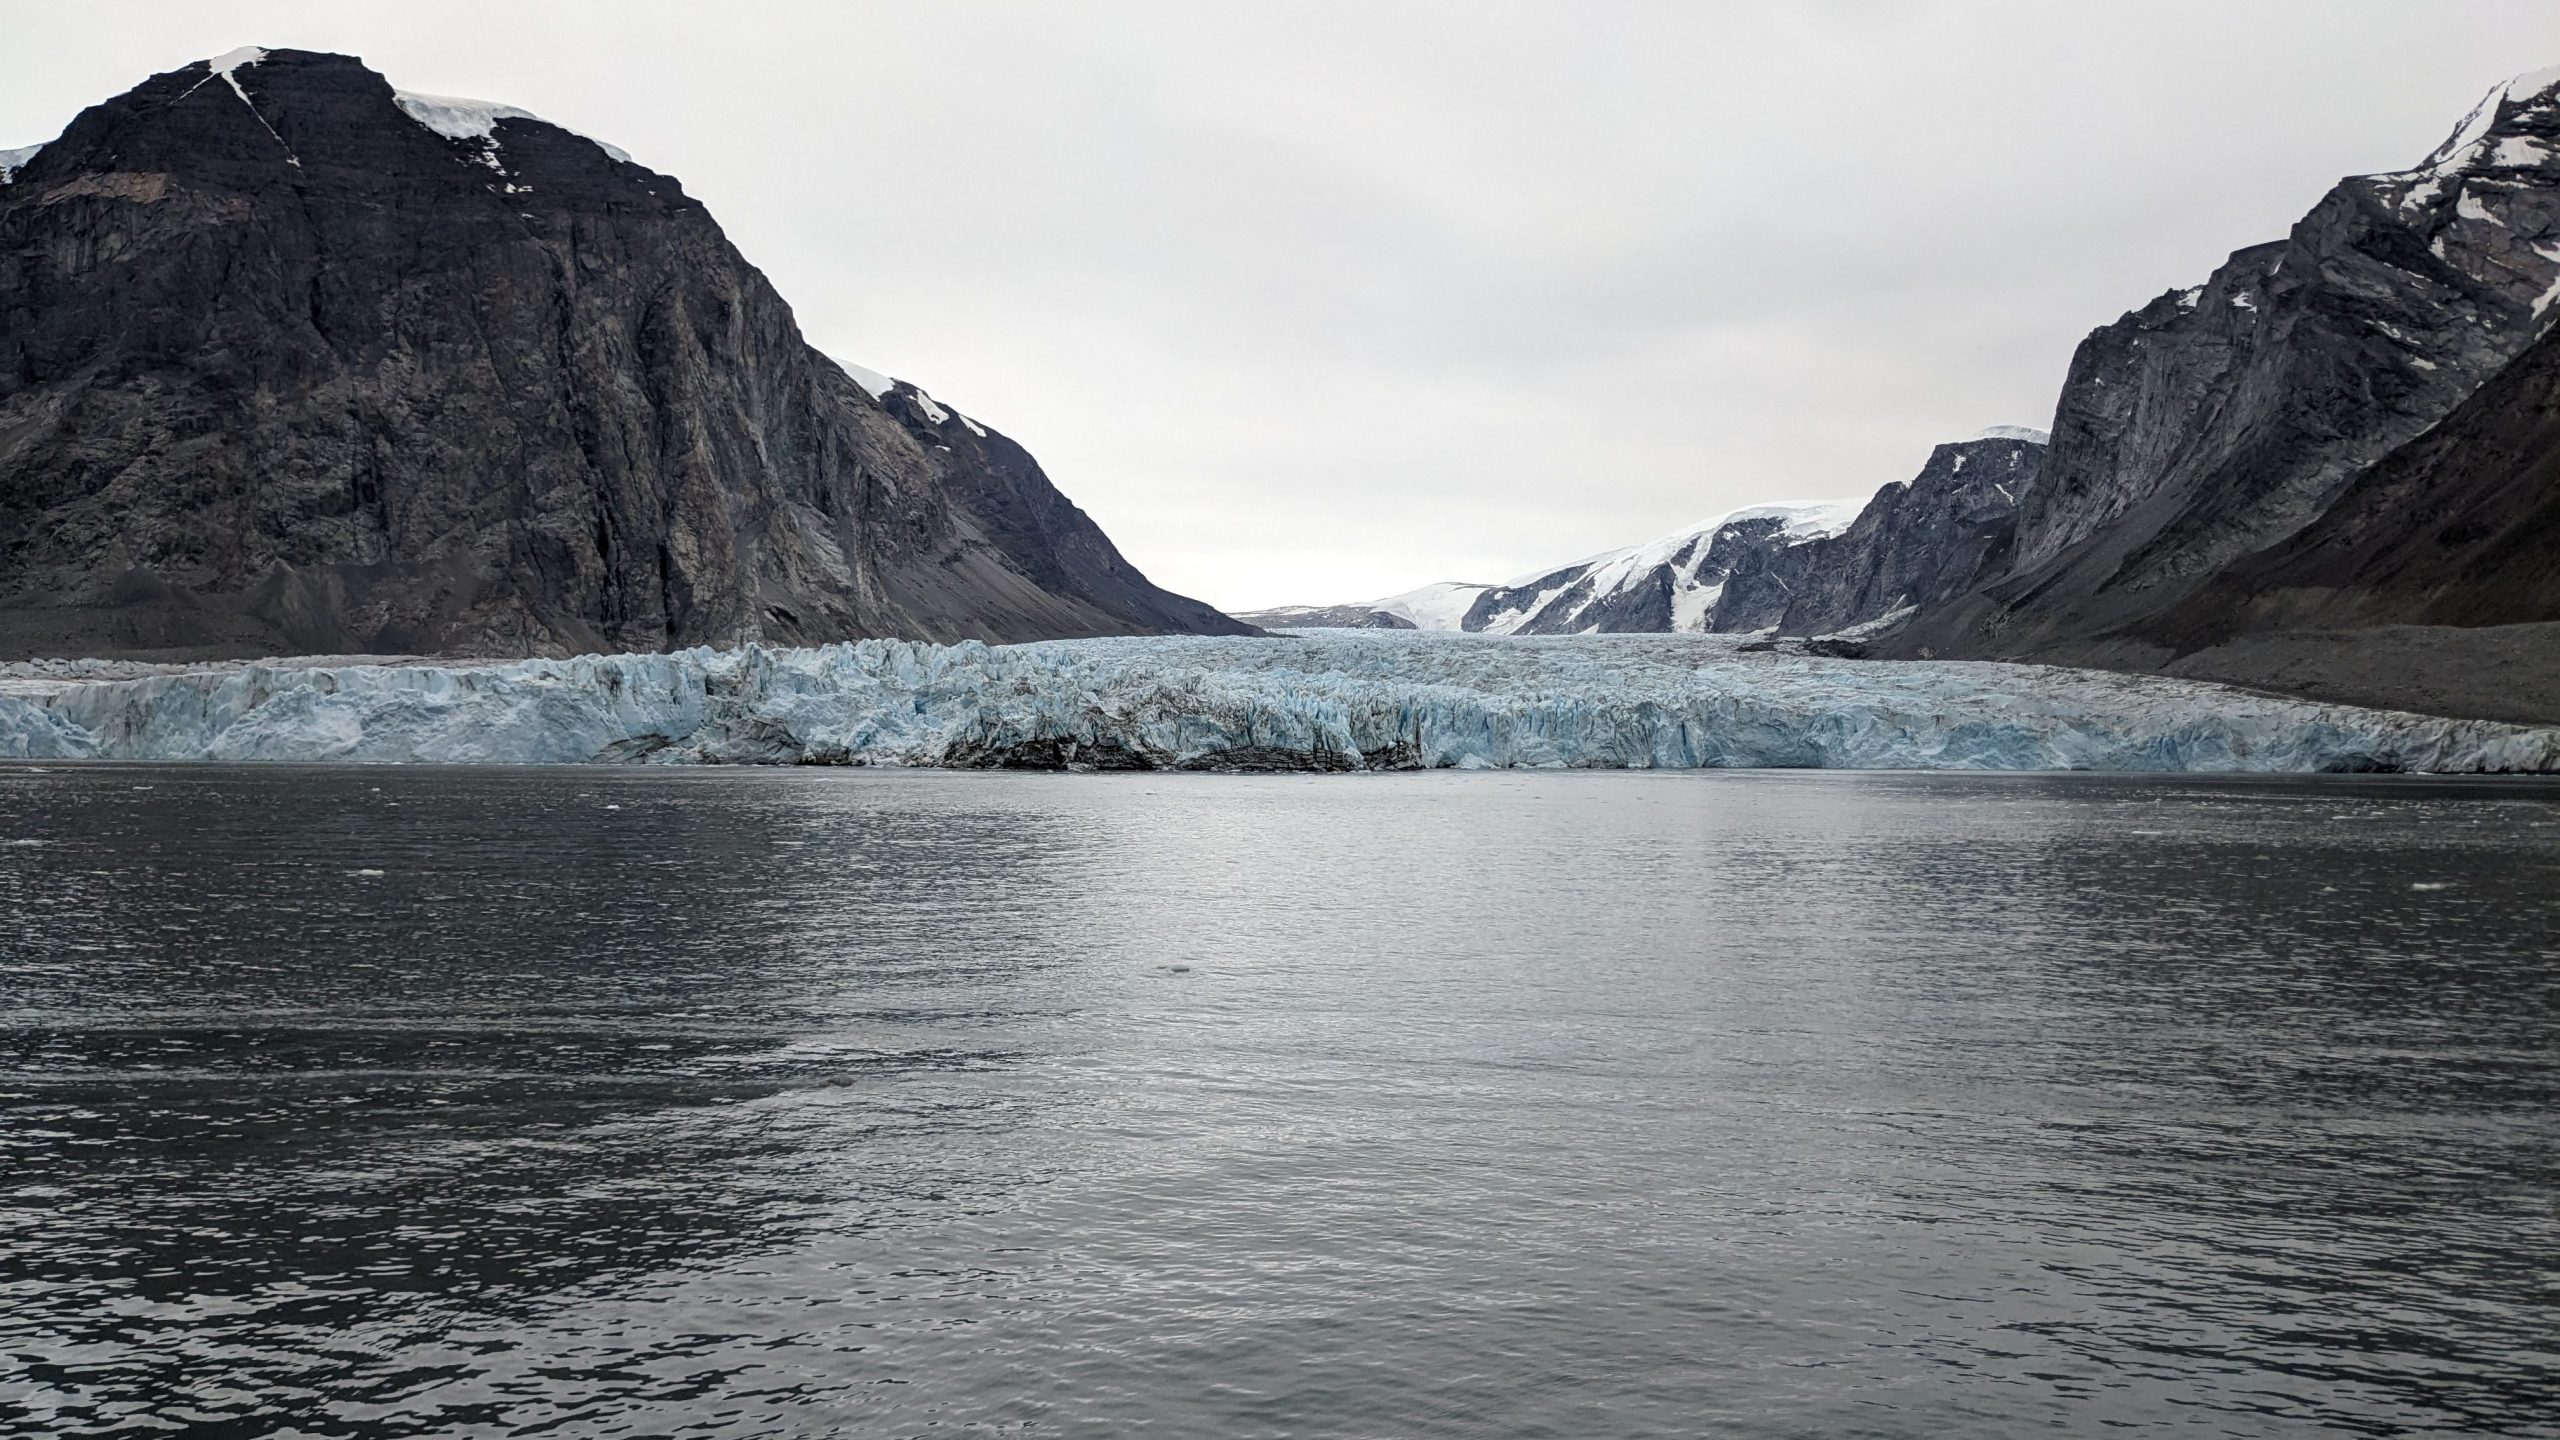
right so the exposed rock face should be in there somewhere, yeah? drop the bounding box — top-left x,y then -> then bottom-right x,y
2160,319 -> 2560,638
1752,431 -> 2042,637
2007,254 -> 2278,574
1249,503 -> 1864,636
0,48 -> 1246,660
1246,428 -> 2053,641
2103,316 -> 2560,722
1681,511 -> 1863,633
1892,67 -> 2560,666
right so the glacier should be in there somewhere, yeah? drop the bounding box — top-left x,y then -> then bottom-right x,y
1,631 -> 2555,773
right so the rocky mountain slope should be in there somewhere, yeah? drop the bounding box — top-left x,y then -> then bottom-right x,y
1886,65 -> 2560,690
2135,315 -> 2560,723
1724,430 -> 2044,636
1239,428 -> 2046,639
1240,500 -> 1862,635
0,48 -> 1245,661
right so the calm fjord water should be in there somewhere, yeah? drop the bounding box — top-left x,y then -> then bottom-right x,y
1,766 -> 2555,1439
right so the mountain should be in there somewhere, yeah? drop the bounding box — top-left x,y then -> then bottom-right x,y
1723,429 -> 2044,636
1236,427 -> 2047,639
0,48 -> 1247,661
1886,65 -> 2560,693
2137,316 -> 2560,723
1237,500 -> 1863,635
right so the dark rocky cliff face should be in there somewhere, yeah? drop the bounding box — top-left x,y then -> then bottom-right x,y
2155,318 -> 2560,640
1764,432 -> 2042,637
1687,515 -> 1850,633
0,48 -> 1247,660
1890,69 -> 2560,666
2007,254 -> 2276,574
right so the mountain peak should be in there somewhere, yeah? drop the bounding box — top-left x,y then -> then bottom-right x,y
0,49 -> 1246,658
2388,59 -> 2560,184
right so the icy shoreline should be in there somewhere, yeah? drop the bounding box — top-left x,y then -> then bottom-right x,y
1,631 -> 2555,773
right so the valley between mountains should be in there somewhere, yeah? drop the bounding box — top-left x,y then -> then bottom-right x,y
4,48 -> 2559,763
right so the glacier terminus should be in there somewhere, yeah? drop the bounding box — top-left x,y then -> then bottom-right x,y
3,632 -> 2554,774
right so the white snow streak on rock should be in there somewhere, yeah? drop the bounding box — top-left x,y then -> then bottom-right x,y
0,143 -> 39,184
1,633 -> 2550,775
209,46 -> 268,98
909,390 -> 951,425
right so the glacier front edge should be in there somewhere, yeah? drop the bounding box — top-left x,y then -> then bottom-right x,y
0,632 -> 2554,774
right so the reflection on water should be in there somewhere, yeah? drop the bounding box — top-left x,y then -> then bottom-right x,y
1,767 -> 2555,1438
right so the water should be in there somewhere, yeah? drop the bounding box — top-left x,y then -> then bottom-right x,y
1,766 -> 2555,1439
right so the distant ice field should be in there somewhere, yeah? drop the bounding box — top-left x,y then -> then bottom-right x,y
1,631 -> 2554,773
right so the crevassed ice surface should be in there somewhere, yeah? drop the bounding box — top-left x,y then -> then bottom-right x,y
2,632 -> 2555,773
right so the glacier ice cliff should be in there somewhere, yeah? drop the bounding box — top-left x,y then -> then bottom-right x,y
1,632 -> 2556,773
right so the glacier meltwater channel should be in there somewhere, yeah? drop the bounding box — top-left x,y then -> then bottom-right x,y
1,632 -> 2555,773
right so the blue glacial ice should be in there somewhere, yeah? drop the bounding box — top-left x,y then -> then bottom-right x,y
0,631 -> 2554,773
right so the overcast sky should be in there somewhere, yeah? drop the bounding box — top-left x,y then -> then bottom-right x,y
5,3 -> 2555,611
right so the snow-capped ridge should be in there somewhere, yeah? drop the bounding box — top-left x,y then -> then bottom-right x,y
835,362 -> 986,434
1328,497 -> 1869,637
392,89 -> 634,165
841,362 -> 895,401
2386,61 -> 2560,185
1972,425 -> 2050,444
0,143 -> 41,185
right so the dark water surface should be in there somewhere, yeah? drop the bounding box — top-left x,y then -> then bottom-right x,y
1,766 -> 2555,1438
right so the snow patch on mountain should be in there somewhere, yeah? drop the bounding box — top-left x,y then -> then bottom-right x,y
1373,581 -> 1496,631
0,143 -> 39,184
209,46 -> 267,97
2384,62 -> 2560,189
841,362 -> 895,400
1973,425 -> 2051,444
1,633 -> 2549,774
393,89 -> 635,165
